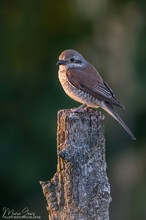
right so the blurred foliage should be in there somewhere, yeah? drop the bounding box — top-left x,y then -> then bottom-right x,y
0,0 -> 146,219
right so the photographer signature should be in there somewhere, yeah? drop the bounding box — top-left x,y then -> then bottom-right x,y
2,207 -> 41,219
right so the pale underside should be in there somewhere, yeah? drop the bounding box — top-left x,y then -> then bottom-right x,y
58,69 -> 107,109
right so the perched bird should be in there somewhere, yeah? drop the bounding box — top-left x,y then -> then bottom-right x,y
56,49 -> 136,140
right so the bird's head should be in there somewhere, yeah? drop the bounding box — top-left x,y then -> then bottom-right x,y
56,49 -> 87,69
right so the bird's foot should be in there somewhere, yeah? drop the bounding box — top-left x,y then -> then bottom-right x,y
98,111 -> 105,120
72,104 -> 87,113
84,107 -> 95,113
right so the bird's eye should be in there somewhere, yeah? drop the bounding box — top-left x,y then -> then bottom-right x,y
70,58 -> 75,62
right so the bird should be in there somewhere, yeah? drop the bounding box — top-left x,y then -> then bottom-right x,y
56,49 -> 136,140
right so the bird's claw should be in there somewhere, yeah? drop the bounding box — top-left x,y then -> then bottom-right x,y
72,104 -> 87,113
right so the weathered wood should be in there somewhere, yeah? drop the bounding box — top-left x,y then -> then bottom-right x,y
40,109 -> 111,220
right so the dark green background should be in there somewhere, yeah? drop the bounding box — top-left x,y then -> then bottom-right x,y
1,0 -> 146,219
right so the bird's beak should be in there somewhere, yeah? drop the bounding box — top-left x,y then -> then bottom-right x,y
56,60 -> 66,65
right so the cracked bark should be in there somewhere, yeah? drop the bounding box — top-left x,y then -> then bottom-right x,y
40,109 -> 111,220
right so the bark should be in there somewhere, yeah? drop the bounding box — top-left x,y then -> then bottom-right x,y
40,109 -> 111,220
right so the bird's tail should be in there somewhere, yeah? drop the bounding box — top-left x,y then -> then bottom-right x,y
103,103 -> 136,140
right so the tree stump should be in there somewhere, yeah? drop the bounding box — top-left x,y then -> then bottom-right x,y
40,109 -> 111,220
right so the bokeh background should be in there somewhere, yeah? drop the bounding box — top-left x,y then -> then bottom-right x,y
1,0 -> 146,219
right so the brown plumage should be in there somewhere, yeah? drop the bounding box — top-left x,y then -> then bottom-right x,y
57,49 -> 136,140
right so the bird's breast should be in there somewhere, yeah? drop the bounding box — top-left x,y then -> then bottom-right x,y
58,70 -> 103,108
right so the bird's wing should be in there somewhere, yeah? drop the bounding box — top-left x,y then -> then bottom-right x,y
66,67 -> 124,108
